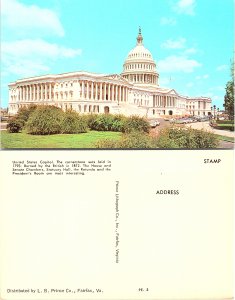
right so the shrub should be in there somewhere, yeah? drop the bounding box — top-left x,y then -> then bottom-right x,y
95,139 -> 119,148
92,114 -> 116,131
95,132 -> 158,149
26,106 -> 64,135
85,113 -> 98,129
61,111 -> 88,133
7,117 -> 24,133
17,105 -> 38,125
122,115 -> 150,133
156,126 -> 219,149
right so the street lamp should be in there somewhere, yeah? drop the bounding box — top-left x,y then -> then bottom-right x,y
213,105 -> 216,119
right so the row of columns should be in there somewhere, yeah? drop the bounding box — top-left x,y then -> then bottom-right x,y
18,83 -> 54,102
125,74 -> 156,84
153,95 -> 177,107
80,81 -> 128,102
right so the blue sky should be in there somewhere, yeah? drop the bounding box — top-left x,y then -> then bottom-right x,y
1,0 -> 234,109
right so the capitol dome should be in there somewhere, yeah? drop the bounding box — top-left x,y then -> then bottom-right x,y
121,28 -> 159,86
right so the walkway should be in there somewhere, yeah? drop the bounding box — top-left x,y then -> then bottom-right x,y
185,121 -> 234,138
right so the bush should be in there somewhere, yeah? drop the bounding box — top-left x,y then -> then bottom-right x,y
122,115 -> 150,133
96,132 -> 158,149
86,114 -> 149,133
7,117 -> 24,133
17,105 -> 38,125
89,114 -> 117,131
61,111 -> 88,133
26,106 -> 64,135
156,126 -> 219,149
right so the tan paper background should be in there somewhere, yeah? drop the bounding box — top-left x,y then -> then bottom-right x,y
0,150 -> 233,299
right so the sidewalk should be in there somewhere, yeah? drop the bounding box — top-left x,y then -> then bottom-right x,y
185,121 -> 234,138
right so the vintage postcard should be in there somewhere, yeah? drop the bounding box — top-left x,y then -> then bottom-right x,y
0,0 -> 234,299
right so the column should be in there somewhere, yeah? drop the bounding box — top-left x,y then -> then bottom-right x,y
82,81 -> 84,99
40,84 -> 43,101
19,87 -> 21,101
95,83 -> 98,100
112,85 -> 114,101
119,86 -> 121,102
45,84 -> 47,101
108,84 -> 110,101
29,85 -> 32,101
37,84 -> 40,101
49,83 -> 52,100
25,86 -> 27,101
104,83 -> 106,101
100,83 -> 103,100
126,87 -> 128,102
91,82 -> 94,100
86,81 -> 89,100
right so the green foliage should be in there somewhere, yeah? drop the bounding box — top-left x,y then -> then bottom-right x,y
213,124 -> 234,131
223,61 -> 234,120
7,117 -> 24,133
216,120 -> 234,124
89,114 -> 115,131
156,127 -> 219,149
61,111 -> 88,133
85,114 -> 149,133
122,115 -> 150,133
26,106 -> 64,135
96,132 -> 157,148
17,105 -> 38,125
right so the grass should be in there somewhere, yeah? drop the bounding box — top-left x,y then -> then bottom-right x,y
1,130 -> 122,149
217,135 -> 234,143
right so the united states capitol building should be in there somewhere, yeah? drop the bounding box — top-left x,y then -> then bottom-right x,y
8,29 -> 211,117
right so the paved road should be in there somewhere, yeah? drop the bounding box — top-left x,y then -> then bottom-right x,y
185,121 -> 234,138
0,122 -> 7,130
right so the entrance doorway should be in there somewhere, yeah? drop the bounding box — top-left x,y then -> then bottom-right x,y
104,106 -> 110,114
168,110 -> 173,115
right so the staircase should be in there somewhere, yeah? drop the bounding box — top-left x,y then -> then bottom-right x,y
112,103 -> 149,117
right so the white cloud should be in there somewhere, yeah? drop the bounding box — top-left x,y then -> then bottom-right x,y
174,0 -> 196,15
158,55 -> 201,73
161,38 -> 186,49
183,47 -> 197,55
5,60 -> 51,78
160,17 -> 177,26
2,39 -> 82,77
2,0 -> 64,37
216,64 -> 228,71
2,39 -> 82,59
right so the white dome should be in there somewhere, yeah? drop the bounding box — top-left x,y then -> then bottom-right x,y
126,45 -> 154,62
121,28 -> 159,86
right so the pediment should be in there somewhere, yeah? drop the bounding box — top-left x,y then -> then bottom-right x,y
168,89 -> 179,96
103,74 -> 129,83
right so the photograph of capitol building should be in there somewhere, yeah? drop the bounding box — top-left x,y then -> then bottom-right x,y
8,28 -> 211,117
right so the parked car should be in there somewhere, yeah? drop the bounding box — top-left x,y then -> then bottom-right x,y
198,116 -> 209,122
149,120 -> 160,128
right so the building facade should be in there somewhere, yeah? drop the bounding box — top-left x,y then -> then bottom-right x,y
8,29 -> 211,117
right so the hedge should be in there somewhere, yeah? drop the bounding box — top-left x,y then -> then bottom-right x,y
26,106 -> 64,135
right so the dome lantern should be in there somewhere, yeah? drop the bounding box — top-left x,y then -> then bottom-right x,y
137,26 -> 143,45
121,28 -> 159,86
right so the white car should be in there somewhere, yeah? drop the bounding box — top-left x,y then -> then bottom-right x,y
149,120 -> 160,128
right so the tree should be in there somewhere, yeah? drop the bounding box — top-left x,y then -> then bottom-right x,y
223,61 -> 234,119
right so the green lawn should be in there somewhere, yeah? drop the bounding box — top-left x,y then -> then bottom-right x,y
217,135 -> 234,143
1,130 -> 122,149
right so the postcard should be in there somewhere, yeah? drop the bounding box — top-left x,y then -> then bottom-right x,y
0,0 -> 234,299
